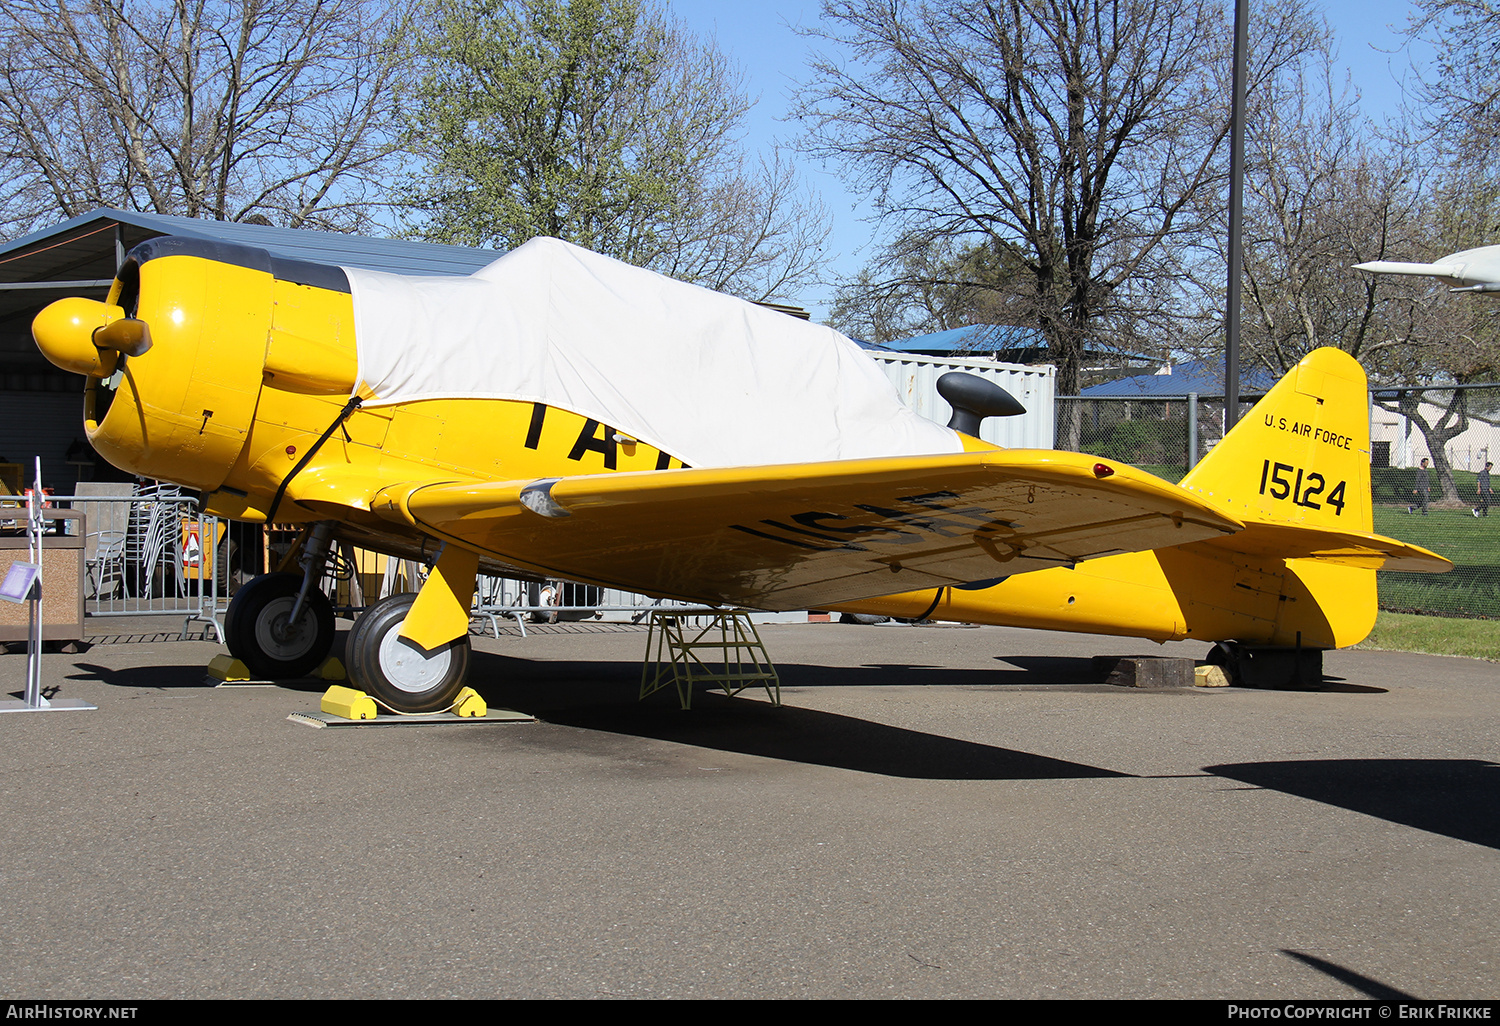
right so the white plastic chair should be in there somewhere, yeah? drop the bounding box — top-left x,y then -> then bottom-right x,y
86,530 -> 127,600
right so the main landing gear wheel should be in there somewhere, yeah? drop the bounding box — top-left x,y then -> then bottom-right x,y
225,572 -> 335,680
346,592 -> 471,714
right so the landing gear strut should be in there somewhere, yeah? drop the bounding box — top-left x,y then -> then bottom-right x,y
224,522 -> 337,680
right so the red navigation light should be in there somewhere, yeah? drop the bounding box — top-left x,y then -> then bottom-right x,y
1093,463 -> 1115,478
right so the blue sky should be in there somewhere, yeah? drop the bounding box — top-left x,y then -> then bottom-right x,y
670,0 -> 1431,319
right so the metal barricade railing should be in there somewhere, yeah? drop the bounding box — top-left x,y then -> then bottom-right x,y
8,489 -> 225,642
471,575 -> 719,638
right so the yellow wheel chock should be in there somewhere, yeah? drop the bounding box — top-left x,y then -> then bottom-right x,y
321,685 -> 378,720
319,684 -> 488,721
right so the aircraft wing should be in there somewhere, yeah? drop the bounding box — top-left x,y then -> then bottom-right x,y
371,450 -> 1243,610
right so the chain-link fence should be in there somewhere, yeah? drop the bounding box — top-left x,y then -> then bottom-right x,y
1057,393 -> 1233,483
1367,385 -> 1500,618
1058,386 -> 1500,619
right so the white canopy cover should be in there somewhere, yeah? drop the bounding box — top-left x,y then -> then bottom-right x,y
343,237 -> 960,469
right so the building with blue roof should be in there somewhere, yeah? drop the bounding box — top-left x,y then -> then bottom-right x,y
1081,356 -> 1277,398
869,323 -> 1044,359
868,323 -> 1158,385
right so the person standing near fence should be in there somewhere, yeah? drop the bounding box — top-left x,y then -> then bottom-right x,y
1476,461 -> 1493,518
1410,457 -> 1431,515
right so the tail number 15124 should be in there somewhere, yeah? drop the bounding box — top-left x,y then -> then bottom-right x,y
1259,460 -> 1346,515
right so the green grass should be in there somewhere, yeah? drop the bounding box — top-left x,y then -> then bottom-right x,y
1374,504 -> 1500,549
1378,569 -> 1500,618
1371,505 -> 1500,557
1372,466 -> 1482,505
1358,610 -> 1500,661
1371,507 -> 1500,616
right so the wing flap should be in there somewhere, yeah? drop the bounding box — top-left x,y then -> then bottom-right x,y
387,450 -> 1243,610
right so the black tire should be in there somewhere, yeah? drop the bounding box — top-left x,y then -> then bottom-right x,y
839,612 -> 890,625
214,533 -> 236,599
225,572 -> 335,680
1205,641 -> 1241,686
346,592 -> 471,714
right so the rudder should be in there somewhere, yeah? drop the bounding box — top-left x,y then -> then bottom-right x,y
1180,348 -> 1373,533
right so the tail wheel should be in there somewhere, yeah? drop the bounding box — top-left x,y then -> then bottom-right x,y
347,592 -> 471,713
225,572 -> 335,680
1206,641 -> 1242,686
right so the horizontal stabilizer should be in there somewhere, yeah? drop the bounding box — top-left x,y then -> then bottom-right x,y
1195,522 -> 1451,573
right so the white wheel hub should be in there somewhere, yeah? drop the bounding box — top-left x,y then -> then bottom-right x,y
378,625 -> 454,694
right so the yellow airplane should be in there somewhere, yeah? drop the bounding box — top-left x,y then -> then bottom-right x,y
32,235 -> 1448,712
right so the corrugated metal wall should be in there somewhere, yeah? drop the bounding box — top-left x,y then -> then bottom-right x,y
0,390 -> 87,492
867,352 -> 1055,449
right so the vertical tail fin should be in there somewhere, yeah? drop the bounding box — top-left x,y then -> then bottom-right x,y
1180,348 -> 1373,532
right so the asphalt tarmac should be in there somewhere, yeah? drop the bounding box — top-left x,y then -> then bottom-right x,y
1,618 -> 1496,1000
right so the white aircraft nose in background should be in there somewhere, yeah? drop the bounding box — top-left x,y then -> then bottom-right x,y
1355,244 -> 1500,293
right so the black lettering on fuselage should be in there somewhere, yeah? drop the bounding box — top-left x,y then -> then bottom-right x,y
567,418 -> 618,469
524,402 -> 546,450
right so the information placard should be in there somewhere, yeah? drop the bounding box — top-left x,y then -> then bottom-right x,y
0,561 -> 39,603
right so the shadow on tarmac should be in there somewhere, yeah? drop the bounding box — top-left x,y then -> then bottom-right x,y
532,697 -> 1132,780
1280,950 -> 1415,999
64,661 -> 331,693
478,650 -> 1134,692
68,661 -> 221,688
1207,759 -> 1500,851
465,651 -> 1133,780
59,649 -> 1134,780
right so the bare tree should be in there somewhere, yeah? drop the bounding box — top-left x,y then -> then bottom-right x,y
1367,179 -> 1500,499
0,0 -> 411,236
795,0 -> 1326,421
1367,286 -> 1500,500
1186,4 -> 1500,499
644,151 -> 833,303
1224,27 -> 1426,375
827,237 -> 1035,345
406,0 -> 829,303
1407,0 -> 1500,167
